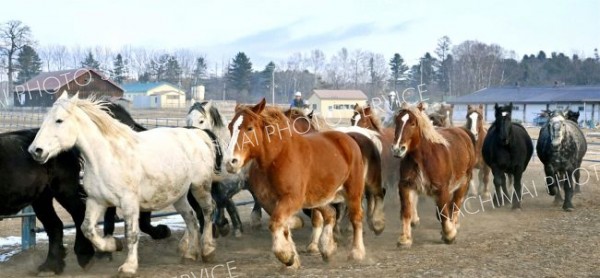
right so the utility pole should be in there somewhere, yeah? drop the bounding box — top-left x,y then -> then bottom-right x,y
272,69 -> 275,105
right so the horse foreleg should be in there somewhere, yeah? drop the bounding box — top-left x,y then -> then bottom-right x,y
512,171 -> 524,210
315,205 -> 337,262
81,200 -> 121,253
452,178 -> 470,230
491,169 -> 507,208
191,182 -> 217,262
398,185 -> 414,247
31,189 -> 66,275
139,211 -> 171,240
479,165 -> 492,199
410,190 -> 420,227
306,209 -> 322,254
270,199 -> 301,268
562,170 -> 576,211
435,190 -> 456,244
117,199 -> 141,277
173,196 -> 200,261
249,190 -> 263,229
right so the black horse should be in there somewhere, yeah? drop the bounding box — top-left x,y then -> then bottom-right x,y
0,102 -> 171,275
536,110 -> 587,211
482,103 -> 534,209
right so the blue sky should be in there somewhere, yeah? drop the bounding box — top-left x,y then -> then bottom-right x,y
1,0 -> 599,69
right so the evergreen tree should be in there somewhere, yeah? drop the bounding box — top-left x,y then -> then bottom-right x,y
81,51 -> 100,69
15,45 -> 42,84
163,55 -> 182,85
389,53 -> 408,92
192,57 -> 207,85
111,53 -> 127,84
410,52 -> 437,86
227,52 -> 253,94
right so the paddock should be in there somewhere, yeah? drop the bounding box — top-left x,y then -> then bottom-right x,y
1,108 -> 600,277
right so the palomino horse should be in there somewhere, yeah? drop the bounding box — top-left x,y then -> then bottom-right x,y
225,99 -> 366,268
29,94 -> 222,277
352,104 -> 421,226
482,103 -> 534,209
427,102 -> 454,127
391,102 -> 476,246
536,110 -> 587,211
465,105 -> 492,198
187,100 -> 266,237
283,108 -> 386,251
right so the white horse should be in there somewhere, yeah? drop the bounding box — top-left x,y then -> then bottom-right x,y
29,94 -> 221,277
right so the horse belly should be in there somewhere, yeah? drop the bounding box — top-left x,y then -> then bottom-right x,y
139,178 -> 190,211
304,184 -> 345,208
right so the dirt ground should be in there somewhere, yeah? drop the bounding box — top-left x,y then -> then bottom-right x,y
2,127 -> 600,277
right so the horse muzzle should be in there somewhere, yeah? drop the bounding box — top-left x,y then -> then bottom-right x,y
28,146 -> 50,164
225,157 -> 242,174
391,145 -> 408,158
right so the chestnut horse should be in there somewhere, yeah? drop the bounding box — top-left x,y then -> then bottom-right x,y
352,104 -> 421,226
465,105 -> 492,198
225,99 -> 366,268
283,108 -> 386,244
391,102 -> 476,246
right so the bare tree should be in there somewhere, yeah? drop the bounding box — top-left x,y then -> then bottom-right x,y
0,20 -> 33,92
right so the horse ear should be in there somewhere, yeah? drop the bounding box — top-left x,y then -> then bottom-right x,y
58,91 -> 69,100
467,104 -> 472,110
401,101 -> 409,109
72,91 -> 80,99
416,102 -> 427,112
479,104 -> 483,110
307,110 -> 314,118
201,100 -> 209,106
494,103 -> 499,110
252,98 -> 267,113
508,102 -> 513,109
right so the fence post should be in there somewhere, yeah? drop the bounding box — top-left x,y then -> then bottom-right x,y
21,206 -> 36,251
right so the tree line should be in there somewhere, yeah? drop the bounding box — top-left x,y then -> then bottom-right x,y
2,20 -> 599,103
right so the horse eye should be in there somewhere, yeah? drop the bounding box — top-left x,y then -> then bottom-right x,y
247,127 -> 253,131
56,119 -> 63,124
200,120 -> 204,124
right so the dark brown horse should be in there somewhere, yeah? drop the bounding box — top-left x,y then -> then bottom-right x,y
391,102 -> 476,246
283,108 -> 385,246
465,104 -> 492,198
225,99 -> 366,268
352,104 -> 421,226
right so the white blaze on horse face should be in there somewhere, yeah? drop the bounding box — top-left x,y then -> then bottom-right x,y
186,110 -> 202,128
352,113 -> 361,126
395,113 -> 410,148
227,115 -> 244,159
501,111 -> 508,117
469,113 -> 479,139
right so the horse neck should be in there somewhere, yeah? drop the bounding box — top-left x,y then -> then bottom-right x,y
254,119 -> 293,168
75,111 -> 137,173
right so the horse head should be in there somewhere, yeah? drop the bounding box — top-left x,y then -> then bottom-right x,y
565,110 -> 580,123
29,93 -> 83,163
466,104 -> 484,140
548,110 -> 568,147
391,108 -> 420,158
226,98 -> 270,174
187,100 -> 225,129
283,108 -> 314,134
352,104 -> 382,132
494,103 -> 513,145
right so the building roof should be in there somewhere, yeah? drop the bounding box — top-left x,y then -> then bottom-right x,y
448,86 -> 600,104
149,90 -> 185,96
310,89 -> 367,100
121,82 -> 181,93
14,68 -> 122,93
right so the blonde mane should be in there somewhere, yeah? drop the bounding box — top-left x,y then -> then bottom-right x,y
354,105 -> 384,132
57,97 -> 138,146
403,106 -> 449,146
236,105 -> 290,128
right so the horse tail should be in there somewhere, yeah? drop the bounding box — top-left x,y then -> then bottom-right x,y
192,128 -> 223,174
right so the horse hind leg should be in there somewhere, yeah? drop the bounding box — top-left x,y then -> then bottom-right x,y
139,211 -> 171,240
479,166 -> 492,199
117,198 -> 142,277
31,189 -> 67,275
316,205 -> 338,262
249,189 -> 263,229
562,170 -> 576,211
191,181 -> 217,262
173,196 -> 201,261
306,209 -> 323,254
410,190 -> 420,227
436,190 -> 457,244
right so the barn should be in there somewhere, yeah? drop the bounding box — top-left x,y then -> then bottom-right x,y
13,68 -> 123,107
307,89 -> 368,119
121,82 -> 186,109
447,85 -> 600,126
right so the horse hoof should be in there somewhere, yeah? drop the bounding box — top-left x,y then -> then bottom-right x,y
115,271 -> 138,278
218,223 -> 231,237
37,261 -> 65,276
563,206 -> 575,212
397,236 -> 412,248
306,243 -> 319,254
234,229 -> 242,238
201,250 -> 216,263
511,206 -> 522,212
348,249 -> 365,261
150,224 -> 171,240
115,238 -> 124,252
76,253 -> 95,271
37,270 -> 58,277
442,236 -> 456,244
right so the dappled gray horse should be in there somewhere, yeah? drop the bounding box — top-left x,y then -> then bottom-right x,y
536,110 -> 587,211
